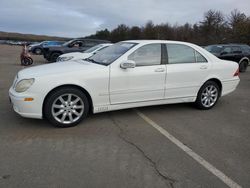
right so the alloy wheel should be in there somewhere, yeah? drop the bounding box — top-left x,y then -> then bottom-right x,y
52,94 -> 84,124
201,85 -> 218,108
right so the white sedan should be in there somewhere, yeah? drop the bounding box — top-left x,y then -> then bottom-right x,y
56,43 -> 112,62
9,40 -> 240,127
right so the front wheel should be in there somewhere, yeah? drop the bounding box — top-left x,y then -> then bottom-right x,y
21,57 -> 33,66
195,81 -> 220,110
49,52 -> 61,62
44,87 -> 89,127
34,48 -> 42,55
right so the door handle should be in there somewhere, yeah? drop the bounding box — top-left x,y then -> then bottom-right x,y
154,68 -> 165,72
200,65 -> 208,69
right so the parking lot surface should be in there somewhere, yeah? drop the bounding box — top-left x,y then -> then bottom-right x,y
0,45 -> 250,188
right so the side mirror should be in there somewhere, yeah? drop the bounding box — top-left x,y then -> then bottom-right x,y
120,60 -> 136,69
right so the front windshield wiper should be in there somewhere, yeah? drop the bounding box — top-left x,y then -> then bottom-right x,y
84,58 -> 104,65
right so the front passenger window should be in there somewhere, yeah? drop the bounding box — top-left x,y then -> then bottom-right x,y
128,44 -> 161,66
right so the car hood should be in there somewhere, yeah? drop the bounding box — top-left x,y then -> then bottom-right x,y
18,60 -> 103,78
60,52 -> 92,60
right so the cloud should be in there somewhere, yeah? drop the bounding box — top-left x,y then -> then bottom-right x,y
0,0 -> 249,37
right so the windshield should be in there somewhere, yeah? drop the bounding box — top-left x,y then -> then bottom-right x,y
84,44 -> 103,53
63,39 -> 75,46
86,42 -> 137,65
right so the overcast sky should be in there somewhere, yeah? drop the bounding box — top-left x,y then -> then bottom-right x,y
0,0 -> 249,37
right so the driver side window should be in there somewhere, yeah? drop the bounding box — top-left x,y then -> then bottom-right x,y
128,44 -> 161,66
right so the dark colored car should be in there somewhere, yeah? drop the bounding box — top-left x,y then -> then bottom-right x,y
205,44 -> 250,72
28,41 -> 64,55
43,38 -> 110,62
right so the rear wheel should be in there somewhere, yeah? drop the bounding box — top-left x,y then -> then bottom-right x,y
239,61 -> 248,72
195,81 -> 220,110
44,87 -> 89,128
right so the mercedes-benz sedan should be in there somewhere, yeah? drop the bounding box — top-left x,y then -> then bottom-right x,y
9,40 -> 240,127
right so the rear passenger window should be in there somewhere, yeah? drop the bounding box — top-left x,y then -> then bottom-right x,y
167,44 -> 196,64
128,44 -> 161,66
232,46 -> 242,53
195,51 -> 207,62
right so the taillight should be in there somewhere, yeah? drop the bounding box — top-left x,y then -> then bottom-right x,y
233,68 -> 239,77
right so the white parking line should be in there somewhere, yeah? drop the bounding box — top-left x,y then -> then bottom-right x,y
135,110 -> 242,188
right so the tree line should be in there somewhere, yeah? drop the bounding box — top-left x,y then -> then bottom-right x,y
86,9 -> 250,46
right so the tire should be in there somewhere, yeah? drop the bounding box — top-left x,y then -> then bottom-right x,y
239,61 -> 248,72
195,81 -> 220,110
21,57 -> 33,66
49,52 -> 61,62
44,87 -> 89,128
34,48 -> 42,55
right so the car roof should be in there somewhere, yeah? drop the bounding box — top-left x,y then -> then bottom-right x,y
122,40 -> 196,45
207,44 -> 249,47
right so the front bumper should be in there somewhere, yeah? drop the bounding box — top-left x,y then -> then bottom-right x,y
9,87 -> 43,119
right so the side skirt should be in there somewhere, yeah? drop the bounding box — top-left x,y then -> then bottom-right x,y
93,96 -> 196,114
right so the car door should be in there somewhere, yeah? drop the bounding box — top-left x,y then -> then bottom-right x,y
109,43 -> 166,104
165,43 -> 211,98
231,46 -> 243,62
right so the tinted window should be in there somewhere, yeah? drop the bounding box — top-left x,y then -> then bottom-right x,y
167,44 -> 196,64
128,44 -> 161,66
205,45 -> 223,54
241,45 -> 250,53
222,47 -> 232,54
232,46 -> 242,53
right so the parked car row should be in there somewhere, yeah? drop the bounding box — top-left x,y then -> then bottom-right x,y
43,38 -> 110,62
205,44 -> 250,72
27,38 -> 111,62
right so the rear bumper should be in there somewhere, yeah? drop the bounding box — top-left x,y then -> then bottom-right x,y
221,78 -> 240,96
9,87 -> 43,119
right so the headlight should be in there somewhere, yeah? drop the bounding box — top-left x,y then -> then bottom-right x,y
57,56 -> 74,62
15,78 -> 35,93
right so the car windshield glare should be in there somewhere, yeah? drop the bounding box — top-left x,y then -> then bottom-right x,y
88,42 -> 137,65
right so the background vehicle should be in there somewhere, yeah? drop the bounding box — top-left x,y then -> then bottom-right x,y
56,43 -> 113,62
205,44 -> 250,72
9,40 -> 239,128
28,41 -> 64,55
43,38 -> 110,62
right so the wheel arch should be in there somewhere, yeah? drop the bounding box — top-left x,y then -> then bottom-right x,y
239,57 -> 249,65
200,78 -> 222,96
42,84 -> 93,118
